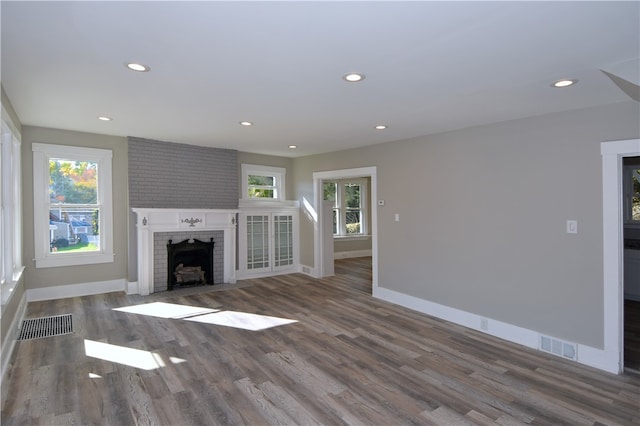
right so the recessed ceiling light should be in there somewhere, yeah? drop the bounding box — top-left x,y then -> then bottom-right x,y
97,116 -> 112,121
240,121 -> 253,126
126,63 -> 150,72
288,145 -> 297,149
375,125 -> 388,130
343,73 -> 365,82
552,79 -> 577,88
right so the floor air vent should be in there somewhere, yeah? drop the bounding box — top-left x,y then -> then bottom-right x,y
18,314 -> 73,340
539,335 -> 577,360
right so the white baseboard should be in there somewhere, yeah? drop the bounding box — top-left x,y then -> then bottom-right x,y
299,264 -> 318,278
373,286 -> 619,374
236,268 -> 300,281
1,291 -> 27,406
26,279 -> 126,302
127,281 -> 139,295
334,250 -> 372,260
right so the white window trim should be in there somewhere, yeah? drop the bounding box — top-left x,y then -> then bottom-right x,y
32,143 -> 114,268
241,164 -> 286,202
327,178 -> 369,238
1,107 -> 24,306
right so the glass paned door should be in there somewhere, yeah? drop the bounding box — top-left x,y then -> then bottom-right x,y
274,214 -> 293,268
247,215 -> 269,270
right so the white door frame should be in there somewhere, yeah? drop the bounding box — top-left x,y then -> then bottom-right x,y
601,138 -> 640,374
313,167 -> 377,289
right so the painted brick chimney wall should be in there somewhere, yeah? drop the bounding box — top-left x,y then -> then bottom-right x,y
128,137 -> 238,209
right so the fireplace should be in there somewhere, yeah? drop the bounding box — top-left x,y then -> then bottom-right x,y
131,208 -> 238,296
167,238 -> 214,290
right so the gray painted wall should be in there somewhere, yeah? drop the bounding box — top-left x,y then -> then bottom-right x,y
292,100 -> 640,349
21,127 -> 129,291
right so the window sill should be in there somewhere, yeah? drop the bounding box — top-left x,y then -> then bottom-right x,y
1,266 -> 25,307
239,199 -> 299,209
35,252 -> 114,269
333,235 -> 371,241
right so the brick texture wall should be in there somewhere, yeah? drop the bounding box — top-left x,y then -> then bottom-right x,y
128,137 -> 238,209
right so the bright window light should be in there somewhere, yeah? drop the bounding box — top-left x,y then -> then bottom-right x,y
113,302 -> 218,319
184,311 -> 298,331
114,302 -> 298,331
84,339 -> 168,370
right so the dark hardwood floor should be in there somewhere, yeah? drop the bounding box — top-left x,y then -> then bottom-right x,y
625,299 -> 640,372
2,257 -> 639,425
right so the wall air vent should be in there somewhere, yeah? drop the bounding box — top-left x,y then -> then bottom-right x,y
539,335 -> 577,360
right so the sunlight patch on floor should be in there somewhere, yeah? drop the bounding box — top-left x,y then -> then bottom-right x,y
113,301 -> 218,319
84,339 -> 167,370
184,310 -> 298,331
114,301 -> 298,331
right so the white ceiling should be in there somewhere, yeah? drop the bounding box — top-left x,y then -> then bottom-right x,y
2,1 -> 638,157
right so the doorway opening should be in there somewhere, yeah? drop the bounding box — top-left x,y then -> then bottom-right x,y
621,156 -> 640,372
602,139 -> 640,374
313,167 -> 377,295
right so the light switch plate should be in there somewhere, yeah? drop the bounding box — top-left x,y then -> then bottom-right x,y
566,220 -> 578,234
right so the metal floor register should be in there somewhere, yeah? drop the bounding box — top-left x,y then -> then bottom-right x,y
18,314 -> 74,340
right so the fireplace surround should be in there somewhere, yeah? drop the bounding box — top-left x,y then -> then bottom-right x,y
132,208 -> 238,295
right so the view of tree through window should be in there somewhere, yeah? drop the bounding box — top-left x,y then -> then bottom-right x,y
49,159 -> 100,253
324,180 -> 364,235
344,183 -> 361,234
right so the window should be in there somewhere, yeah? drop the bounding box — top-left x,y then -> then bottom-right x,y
624,159 -> 640,224
324,179 -> 368,237
241,164 -> 286,201
1,111 -> 23,305
32,143 -> 113,268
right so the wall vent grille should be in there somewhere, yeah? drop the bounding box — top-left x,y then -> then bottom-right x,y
18,314 -> 73,340
539,335 -> 577,360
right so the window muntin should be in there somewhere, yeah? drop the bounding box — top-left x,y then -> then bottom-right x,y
33,143 -> 113,268
324,179 -> 368,237
241,164 -> 286,201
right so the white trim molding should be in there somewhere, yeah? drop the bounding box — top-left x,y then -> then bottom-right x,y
601,138 -> 640,374
313,167 -> 378,291
32,143 -> 114,268
26,278 -> 125,302
1,291 -> 26,404
374,286 -> 618,374
132,208 -> 239,295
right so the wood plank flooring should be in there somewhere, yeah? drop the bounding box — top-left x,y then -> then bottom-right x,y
625,299 -> 640,372
2,257 -> 640,425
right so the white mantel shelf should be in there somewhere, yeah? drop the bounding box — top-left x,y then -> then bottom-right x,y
132,208 -> 239,295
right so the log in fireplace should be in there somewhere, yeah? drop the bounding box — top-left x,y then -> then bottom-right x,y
167,238 -> 215,290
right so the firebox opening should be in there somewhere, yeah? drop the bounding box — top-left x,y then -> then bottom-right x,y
167,238 -> 215,290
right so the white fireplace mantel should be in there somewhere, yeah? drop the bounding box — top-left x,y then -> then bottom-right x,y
132,208 -> 239,295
